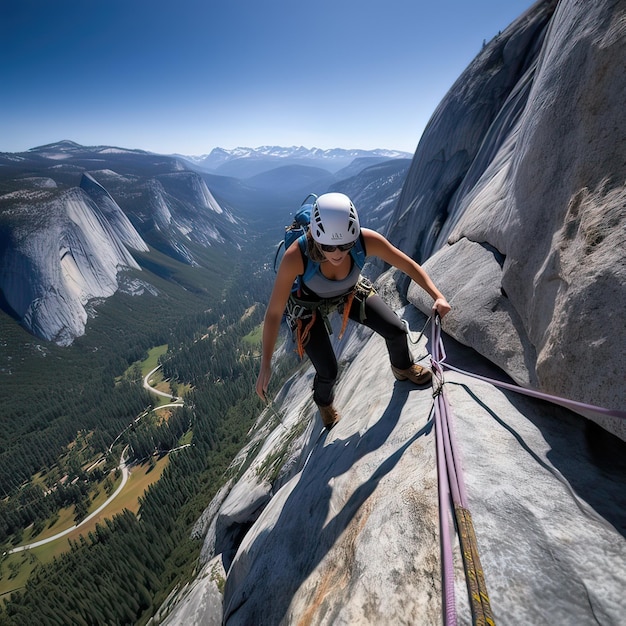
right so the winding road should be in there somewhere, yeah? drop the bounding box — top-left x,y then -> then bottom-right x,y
144,365 -> 182,402
7,365 -> 183,555
8,448 -> 129,554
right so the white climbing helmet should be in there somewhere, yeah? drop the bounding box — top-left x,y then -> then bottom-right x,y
311,193 -> 360,245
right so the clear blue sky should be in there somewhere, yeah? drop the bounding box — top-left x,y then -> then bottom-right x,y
1,0 -> 533,155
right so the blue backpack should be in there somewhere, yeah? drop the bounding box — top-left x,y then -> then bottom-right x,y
273,193 -> 316,273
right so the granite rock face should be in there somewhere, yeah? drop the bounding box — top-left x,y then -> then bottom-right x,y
0,185 -> 146,345
0,150 -> 237,344
388,0 -> 625,438
165,306 -> 626,626
80,173 -> 150,252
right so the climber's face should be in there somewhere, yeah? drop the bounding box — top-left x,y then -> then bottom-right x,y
318,240 -> 355,266
321,246 -> 350,265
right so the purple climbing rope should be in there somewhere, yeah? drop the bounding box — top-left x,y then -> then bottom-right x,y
432,398 -> 458,625
430,316 -> 458,625
441,361 -> 626,420
424,307 -> 624,626
430,315 -> 495,626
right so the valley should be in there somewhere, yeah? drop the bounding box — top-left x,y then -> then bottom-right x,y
1,456 -> 170,600
0,346 -> 184,599
0,142 -> 409,623
0,255 -> 274,622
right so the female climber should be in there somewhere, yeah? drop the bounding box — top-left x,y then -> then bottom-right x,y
255,192 -> 451,429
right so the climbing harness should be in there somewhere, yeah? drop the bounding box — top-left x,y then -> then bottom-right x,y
285,276 -> 377,358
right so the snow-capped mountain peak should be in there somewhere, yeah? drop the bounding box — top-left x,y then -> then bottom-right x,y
182,146 -> 412,176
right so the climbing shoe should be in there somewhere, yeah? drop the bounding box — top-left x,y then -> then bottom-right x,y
317,404 -> 341,430
391,363 -> 432,386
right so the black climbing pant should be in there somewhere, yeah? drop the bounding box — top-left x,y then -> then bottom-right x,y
303,294 -> 412,407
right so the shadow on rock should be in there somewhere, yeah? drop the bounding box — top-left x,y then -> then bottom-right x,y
222,383 -> 433,625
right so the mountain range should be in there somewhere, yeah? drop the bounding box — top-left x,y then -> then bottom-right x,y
178,145 -> 411,177
0,141 -> 409,345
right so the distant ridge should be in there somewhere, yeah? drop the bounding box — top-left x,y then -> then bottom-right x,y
177,146 -> 412,176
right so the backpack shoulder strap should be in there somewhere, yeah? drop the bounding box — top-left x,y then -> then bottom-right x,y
291,234 -> 316,293
298,234 -> 319,285
297,234 -> 308,266
273,240 -> 285,272
350,232 -> 367,269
